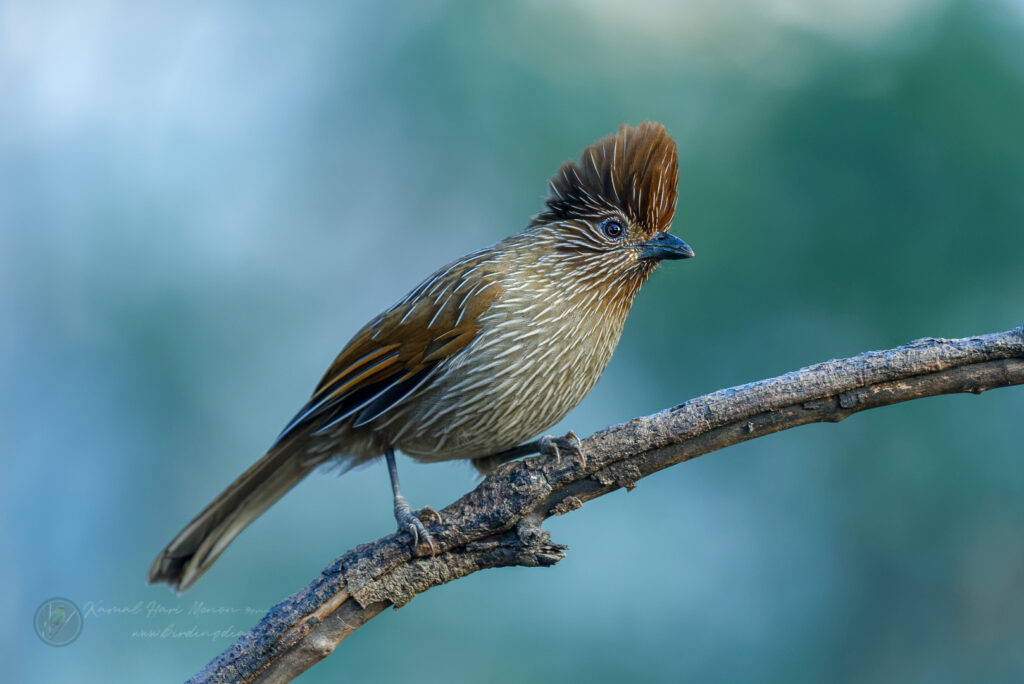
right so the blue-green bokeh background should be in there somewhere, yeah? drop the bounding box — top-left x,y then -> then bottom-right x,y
4,1 -> 1024,681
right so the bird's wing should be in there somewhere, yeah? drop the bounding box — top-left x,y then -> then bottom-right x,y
273,252 -> 503,445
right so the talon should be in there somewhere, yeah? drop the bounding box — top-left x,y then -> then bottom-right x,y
538,435 -> 561,463
537,431 -> 586,466
566,430 -> 585,459
394,499 -> 439,555
416,506 -> 443,525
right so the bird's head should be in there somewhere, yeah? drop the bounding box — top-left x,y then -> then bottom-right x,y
528,122 -> 693,288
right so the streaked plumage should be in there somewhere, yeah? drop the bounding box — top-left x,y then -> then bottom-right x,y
149,122 -> 693,591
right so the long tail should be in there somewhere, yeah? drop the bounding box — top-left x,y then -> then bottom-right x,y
147,444 -> 321,592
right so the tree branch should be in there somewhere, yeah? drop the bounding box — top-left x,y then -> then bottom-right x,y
191,327 -> 1024,684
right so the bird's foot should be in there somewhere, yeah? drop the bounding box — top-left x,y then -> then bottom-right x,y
537,430 -> 586,466
394,497 -> 442,555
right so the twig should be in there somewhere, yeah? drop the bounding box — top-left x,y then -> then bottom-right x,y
191,327 -> 1024,683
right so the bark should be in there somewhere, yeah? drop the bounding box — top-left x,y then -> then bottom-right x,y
190,327 -> 1024,683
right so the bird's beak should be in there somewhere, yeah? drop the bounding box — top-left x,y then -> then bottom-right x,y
638,232 -> 695,261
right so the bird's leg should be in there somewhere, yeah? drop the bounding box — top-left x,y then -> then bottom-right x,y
473,430 -> 586,474
385,448 -> 441,554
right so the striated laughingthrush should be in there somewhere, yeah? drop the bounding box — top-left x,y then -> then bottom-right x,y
148,122 -> 694,591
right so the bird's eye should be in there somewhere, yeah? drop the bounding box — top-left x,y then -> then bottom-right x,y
601,220 -> 624,239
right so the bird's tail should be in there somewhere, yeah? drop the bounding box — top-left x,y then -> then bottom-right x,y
147,444 -> 321,592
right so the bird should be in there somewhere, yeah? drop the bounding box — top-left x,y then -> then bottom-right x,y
46,603 -> 68,638
148,121 -> 694,592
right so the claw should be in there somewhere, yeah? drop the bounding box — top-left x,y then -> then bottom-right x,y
394,498 -> 439,555
537,430 -> 587,466
538,435 -> 561,463
416,506 -> 443,525
565,430 -> 585,460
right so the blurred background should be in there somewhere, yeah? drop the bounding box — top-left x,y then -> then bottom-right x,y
3,0 -> 1023,681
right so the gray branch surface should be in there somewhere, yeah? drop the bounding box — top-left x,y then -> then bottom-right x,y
191,327 -> 1024,684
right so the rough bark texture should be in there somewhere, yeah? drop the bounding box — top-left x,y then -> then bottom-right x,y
191,327 -> 1024,684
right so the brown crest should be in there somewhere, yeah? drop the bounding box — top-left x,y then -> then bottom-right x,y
534,122 -> 679,236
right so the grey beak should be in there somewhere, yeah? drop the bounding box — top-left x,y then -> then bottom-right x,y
638,232 -> 695,260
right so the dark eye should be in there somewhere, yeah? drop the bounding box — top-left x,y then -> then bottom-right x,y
601,219 -> 624,239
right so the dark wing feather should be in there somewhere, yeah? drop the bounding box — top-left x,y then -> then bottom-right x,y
273,252 -> 503,446
351,365 -> 435,428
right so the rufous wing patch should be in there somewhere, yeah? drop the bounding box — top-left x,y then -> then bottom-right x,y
273,255 -> 503,444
